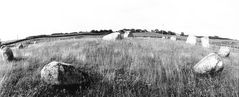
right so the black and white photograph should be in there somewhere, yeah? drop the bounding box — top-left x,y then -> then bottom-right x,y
0,0 -> 238,96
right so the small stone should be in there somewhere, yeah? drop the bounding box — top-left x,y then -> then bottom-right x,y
186,35 -> 197,45
218,46 -> 230,57
201,36 -> 210,48
170,36 -> 176,41
123,31 -> 133,38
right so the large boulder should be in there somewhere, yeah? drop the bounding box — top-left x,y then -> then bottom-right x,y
193,53 -> 224,74
218,46 -> 230,57
40,61 -> 86,85
186,35 -> 197,45
0,46 -> 14,61
123,31 -> 133,38
102,32 -> 123,41
201,36 -> 210,48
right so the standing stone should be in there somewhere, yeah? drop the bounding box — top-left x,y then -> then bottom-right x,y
123,31 -> 133,38
170,36 -> 177,41
218,46 -> 230,57
193,53 -> 224,74
201,36 -> 210,48
0,46 -> 14,61
40,61 -> 86,85
186,35 -> 197,45
102,32 -> 123,41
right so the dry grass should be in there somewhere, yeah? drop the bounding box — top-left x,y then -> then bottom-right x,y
0,37 -> 238,97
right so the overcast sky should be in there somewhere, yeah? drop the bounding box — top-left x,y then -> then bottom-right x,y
0,0 -> 238,41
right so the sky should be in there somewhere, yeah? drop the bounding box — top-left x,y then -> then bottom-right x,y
0,0 -> 238,41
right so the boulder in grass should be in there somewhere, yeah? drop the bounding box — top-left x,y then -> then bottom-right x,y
201,36 -> 210,48
170,36 -> 177,41
193,53 -> 224,75
123,31 -> 133,38
0,46 -> 14,61
102,32 -> 123,41
40,61 -> 86,85
186,35 -> 197,45
218,46 -> 230,57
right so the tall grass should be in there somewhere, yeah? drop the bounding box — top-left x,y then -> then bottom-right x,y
0,38 -> 238,97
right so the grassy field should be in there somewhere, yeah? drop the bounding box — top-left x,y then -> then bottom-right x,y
6,32 -> 239,51
0,37 -> 239,97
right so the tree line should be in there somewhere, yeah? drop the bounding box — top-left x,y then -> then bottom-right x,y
49,29 -> 181,36
28,28 -> 231,40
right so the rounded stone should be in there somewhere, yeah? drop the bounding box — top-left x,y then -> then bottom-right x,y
193,53 -> 224,74
41,61 -> 86,85
218,46 -> 230,57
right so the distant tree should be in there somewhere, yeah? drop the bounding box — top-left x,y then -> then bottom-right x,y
135,29 -> 142,33
96,29 -> 113,34
51,33 -> 64,36
25,35 -> 48,39
151,30 -> 156,33
214,36 -> 220,38
90,30 -> 99,33
160,30 -> 168,34
143,29 -> 148,33
118,29 -> 124,33
122,28 -> 129,31
154,29 -> 160,34
130,29 -> 136,33
99,30 -> 104,33
108,29 -> 113,33
168,31 -> 176,35
130,29 -> 135,33
180,32 -> 185,36
70,32 -> 78,34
